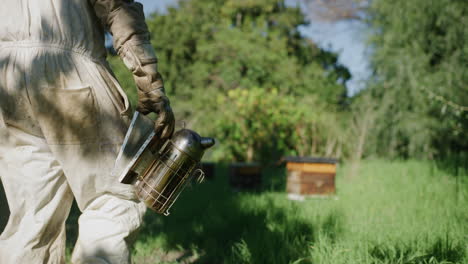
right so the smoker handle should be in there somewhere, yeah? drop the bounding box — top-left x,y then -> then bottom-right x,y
192,168 -> 205,184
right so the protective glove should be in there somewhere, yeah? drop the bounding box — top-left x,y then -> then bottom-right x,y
119,41 -> 175,139
91,0 -> 175,139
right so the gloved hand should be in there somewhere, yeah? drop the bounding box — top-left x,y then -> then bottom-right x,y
134,66 -> 175,139
120,42 -> 175,139
91,0 -> 175,139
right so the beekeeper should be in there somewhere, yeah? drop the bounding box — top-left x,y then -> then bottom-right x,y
0,0 -> 175,263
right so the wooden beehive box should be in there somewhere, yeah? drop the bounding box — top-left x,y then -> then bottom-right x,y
284,157 -> 338,196
229,163 -> 262,191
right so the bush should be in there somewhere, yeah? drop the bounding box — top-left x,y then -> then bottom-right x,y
211,87 -> 303,163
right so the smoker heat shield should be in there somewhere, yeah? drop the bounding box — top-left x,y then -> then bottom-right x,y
113,111 -> 156,184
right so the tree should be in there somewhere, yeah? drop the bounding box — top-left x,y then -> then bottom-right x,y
211,88 -> 303,163
365,0 -> 468,159
121,0 -> 353,161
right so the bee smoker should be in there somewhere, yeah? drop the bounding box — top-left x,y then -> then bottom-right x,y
113,112 -> 215,215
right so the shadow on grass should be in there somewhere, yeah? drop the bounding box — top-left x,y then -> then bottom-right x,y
261,165 -> 287,192
135,165 -> 343,264
434,152 -> 468,179
63,165 -> 345,263
369,236 -> 466,264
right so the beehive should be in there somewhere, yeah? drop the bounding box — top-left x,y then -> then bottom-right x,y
285,157 -> 338,196
229,163 -> 262,191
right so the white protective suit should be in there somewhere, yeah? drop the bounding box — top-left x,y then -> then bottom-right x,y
0,0 -> 172,263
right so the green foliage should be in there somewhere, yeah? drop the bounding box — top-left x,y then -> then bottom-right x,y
211,88 -> 303,163
107,57 -> 137,108
106,0 -> 468,163
365,0 -> 468,159
141,0 -> 350,161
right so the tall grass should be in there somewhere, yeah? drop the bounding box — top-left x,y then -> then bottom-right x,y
127,160 -> 467,264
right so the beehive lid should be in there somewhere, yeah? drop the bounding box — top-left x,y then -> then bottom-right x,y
283,156 -> 338,164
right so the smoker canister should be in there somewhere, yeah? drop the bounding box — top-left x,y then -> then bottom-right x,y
113,112 -> 215,216
134,129 -> 214,215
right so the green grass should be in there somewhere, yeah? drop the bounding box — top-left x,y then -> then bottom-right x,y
0,180 -> 9,233
61,159 -> 467,263
2,159 -> 466,263
126,160 -> 467,264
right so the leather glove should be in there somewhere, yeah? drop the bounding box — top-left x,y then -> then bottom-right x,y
134,68 -> 175,139
120,41 -> 175,139
91,0 -> 175,139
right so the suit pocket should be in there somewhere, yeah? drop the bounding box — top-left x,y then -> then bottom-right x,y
34,87 -> 99,145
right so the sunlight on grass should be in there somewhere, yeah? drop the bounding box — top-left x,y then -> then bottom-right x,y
64,160 -> 467,263
125,160 -> 467,264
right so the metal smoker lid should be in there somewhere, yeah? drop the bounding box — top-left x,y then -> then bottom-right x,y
171,129 -> 215,161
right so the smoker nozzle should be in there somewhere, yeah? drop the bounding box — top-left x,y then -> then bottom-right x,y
200,137 -> 215,149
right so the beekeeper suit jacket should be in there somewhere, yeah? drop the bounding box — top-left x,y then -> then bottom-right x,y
0,0 -> 174,263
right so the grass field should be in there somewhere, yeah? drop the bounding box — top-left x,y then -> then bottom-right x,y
1,160 -> 465,263
115,159 -> 465,264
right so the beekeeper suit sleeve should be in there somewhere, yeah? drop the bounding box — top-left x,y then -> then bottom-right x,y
90,0 -> 175,139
